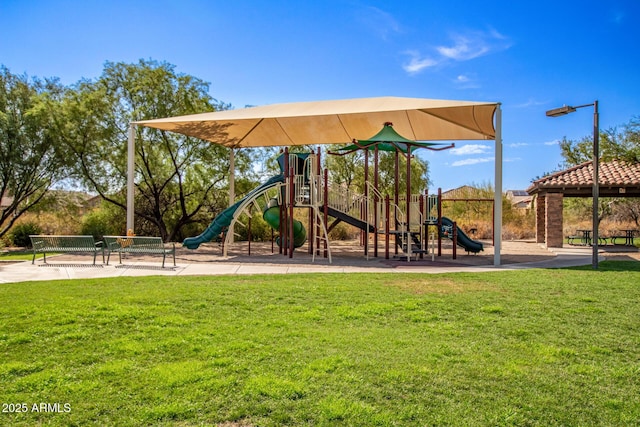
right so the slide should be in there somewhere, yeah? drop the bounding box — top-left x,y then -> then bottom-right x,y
183,175 -> 284,249
441,217 -> 483,253
263,203 -> 307,248
326,207 -> 375,232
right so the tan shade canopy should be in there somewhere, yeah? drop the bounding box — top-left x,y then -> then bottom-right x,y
134,96 -> 498,148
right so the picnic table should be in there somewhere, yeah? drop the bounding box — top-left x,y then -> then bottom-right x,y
568,229 -> 592,246
610,229 -> 636,246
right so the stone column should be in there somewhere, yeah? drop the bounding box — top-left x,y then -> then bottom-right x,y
535,195 -> 546,244
545,193 -> 564,248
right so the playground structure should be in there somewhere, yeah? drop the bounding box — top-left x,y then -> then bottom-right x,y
131,97 -> 504,265
183,124 -> 486,263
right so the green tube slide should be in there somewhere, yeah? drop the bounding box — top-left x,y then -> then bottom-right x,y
263,205 -> 307,248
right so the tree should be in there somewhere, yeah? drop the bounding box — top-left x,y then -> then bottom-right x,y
558,116 -> 640,226
324,148 -> 364,190
0,66 -> 69,240
55,59 -> 253,241
559,117 -> 640,165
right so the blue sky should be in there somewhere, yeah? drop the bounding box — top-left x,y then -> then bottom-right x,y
2,0 -> 639,193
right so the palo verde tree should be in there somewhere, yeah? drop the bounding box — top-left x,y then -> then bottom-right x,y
559,117 -> 640,165
55,59 -> 253,241
0,66 -> 69,240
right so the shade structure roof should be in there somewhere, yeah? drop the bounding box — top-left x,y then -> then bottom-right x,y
134,96 -> 498,148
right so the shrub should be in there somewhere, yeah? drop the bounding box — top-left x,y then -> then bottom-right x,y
328,222 -> 358,240
234,214 -> 274,242
81,209 -> 120,241
9,222 -> 42,248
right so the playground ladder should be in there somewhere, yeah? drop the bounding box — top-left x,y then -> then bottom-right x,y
365,182 -> 428,261
289,154 -> 332,263
426,194 -> 438,224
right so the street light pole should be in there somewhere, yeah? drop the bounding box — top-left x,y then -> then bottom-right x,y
591,101 -> 599,270
546,101 -> 600,269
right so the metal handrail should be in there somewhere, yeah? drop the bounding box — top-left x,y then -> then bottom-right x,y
364,182 -> 414,259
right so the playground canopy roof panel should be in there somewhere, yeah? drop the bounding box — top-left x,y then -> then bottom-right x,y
331,122 -> 453,154
134,96 -> 498,148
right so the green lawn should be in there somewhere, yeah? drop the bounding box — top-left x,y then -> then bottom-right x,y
1,262 -> 639,426
0,250 -> 34,261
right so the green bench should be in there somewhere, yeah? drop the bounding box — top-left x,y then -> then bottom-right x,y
29,235 -> 105,265
103,236 -> 176,268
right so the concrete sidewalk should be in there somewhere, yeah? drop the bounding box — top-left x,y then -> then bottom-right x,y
0,242 -> 604,284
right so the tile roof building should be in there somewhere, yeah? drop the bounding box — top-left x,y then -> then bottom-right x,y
526,160 -> 640,247
527,159 -> 640,197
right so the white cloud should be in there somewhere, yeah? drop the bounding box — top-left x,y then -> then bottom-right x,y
544,140 -> 560,146
402,51 -> 438,74
451,157 -> 493,167
450,144 -> 491,155
437,35 -> 489,60
609,9 -> 624,25
453,74 -> 480,89
507,142 -> 529,148
403,28 -> 512,76
356,6 -> 402,40
514,98 -> 547,108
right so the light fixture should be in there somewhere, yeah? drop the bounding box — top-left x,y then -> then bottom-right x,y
546,101 -> 599,269
545,105 -> 577,117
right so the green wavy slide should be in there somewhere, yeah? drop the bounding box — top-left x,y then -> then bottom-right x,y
183,174 -> 306,250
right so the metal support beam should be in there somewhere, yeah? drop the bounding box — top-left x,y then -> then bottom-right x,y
228,148 -> 235,241
494,104 -> 503,266
126,124 -> 135,232
592,101 -> 600,269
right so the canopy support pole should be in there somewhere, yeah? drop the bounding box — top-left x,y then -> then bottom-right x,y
126,123 -> 135,232
374,146 -> 379,257
406,145 -> 412,261
494,104 -> 503,266
228,148 -> 235,241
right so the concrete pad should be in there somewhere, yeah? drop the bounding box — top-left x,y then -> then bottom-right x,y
178,263 -> 241,276
235,265 -> 293,275
286,266 -> 348,273
1,240 -> 636,284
